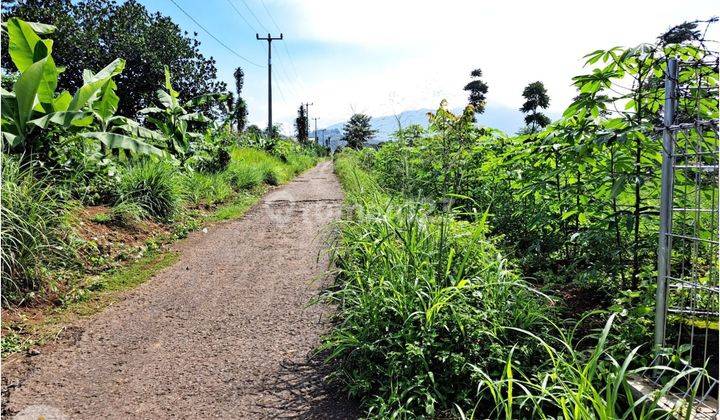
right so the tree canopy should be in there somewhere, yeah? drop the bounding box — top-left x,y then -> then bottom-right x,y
520,81 -> 551,131
463,68 -> 488,114
343,113 -> 376,150
1,0 -> 228,117
295,105 -> 308,143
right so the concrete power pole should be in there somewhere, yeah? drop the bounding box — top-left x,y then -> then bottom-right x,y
312,117 -> 319,143
256,33 -> 283,135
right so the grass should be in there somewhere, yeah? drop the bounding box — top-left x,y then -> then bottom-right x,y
182,171 -> 233,206
323,151 -> 549,417
0,158 -> 77,305
118,160 -> 182,221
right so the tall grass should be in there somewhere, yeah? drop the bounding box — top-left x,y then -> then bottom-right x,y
182,171 -> 233,206
117,160 -> 182,221
323,151 -> 549,416
228,147 -> 289,187
469,314 -> 707,419
1,158 -> 75,304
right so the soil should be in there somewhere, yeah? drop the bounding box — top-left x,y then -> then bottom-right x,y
2,161 -> 358,419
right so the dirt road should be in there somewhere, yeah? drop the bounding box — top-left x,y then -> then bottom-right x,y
3,161 -> 357,419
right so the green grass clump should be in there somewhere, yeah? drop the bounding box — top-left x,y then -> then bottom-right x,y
472,314 -> 708,419
225,161 -> 264,190
109,201 -> 147,226
183,171 -> 233,206
228,147 -> 289,187
117,160 -> 181,221
0,157 -> 76,304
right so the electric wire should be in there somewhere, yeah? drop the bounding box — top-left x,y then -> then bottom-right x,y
169,0 -> 262,67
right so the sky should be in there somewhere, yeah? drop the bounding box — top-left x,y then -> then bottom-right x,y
137,0 -> 719,134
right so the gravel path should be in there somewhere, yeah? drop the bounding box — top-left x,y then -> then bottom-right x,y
3,161 -> 357,419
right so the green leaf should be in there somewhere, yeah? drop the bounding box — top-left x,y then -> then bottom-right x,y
6,18 -> 42,72
13,56 -> 48,135
28,111 -> 94,129
80,132 -> 166,157
52,91 -> 72,111
68,58 -> 125,111
31,41 -> 59,109
93,79 -> 119,121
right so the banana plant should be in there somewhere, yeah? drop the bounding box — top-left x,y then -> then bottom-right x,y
140,66 -> 228,160
1,18 -> 164,157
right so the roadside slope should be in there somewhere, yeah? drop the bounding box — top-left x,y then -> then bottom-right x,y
3,161 -> 356,419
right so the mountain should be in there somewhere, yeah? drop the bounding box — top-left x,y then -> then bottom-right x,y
312,104 -> 559,150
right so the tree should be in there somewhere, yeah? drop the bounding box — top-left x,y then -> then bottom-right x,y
463,68 -> 488,114
233,67 -> 248,131
343,113 -> 376,150
1,0 -> 228,118
520,81 -> 551,132
295,105 -> 308,143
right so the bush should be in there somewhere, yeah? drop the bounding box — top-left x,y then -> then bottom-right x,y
182,171 -> 233,206
1,157 -> 75,303
117,160 -> 181,221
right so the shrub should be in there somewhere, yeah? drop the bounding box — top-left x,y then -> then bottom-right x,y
0,157 -> 75,303
117,160 -> 181,221
182,171 -> 233,206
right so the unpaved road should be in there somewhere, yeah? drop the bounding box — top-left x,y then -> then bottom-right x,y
3,161 -> 357,419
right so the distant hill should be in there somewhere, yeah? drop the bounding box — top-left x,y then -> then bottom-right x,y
312,104 -> 559,150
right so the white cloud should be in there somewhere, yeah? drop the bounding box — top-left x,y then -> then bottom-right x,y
254,0 -> 718,132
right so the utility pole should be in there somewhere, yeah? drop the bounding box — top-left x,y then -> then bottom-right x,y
312,117 -> 319,143
256,33 -> 283,135
303,102 -> 313,140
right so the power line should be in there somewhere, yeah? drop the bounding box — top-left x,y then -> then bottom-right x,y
225,0 -> 257,33
169,0 -> 262,67
271,43 -> 300,97
259,0 -> 282,33
239,0 -> 269,33
257,0 -> 306,91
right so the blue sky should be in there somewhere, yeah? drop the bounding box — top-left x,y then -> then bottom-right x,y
138,0 -> 718,134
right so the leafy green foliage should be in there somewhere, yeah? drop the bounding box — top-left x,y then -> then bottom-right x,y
2,0 -> 229,118
139,66 -> 228,161
295,104 -> 308,143
520,80 -> 551,131
1,18 -> 164,158
471,314 -> 707,419
183,171 -> 233,206
232,67 -> 248,132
